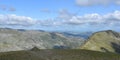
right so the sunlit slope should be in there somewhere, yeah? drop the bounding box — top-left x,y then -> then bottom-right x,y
81,30 -> 120,53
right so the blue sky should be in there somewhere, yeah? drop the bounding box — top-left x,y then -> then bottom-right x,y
0,0 -> 120,32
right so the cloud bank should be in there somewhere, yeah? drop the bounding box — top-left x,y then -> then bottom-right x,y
76,0 -> 120,6
0,10 -> 120,31
63,10 -> 120,26
0,14 -> 37,26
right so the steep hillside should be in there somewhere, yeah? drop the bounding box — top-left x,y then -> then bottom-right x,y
81,30 -> 120,53
0,49 -> 120,60
0,28 -> 85,52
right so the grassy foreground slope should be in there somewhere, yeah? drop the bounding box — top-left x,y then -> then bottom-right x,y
0,49 -> 120,60
81,30 -> 120,53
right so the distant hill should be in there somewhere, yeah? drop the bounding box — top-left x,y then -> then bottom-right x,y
61,32 -> 92,39
0,49 -> 120,60
81,30 -> 120,54
0,28 -> 85,52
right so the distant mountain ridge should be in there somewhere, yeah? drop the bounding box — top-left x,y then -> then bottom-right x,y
81,30 -> 120,53
0,29 -> 120,60
1,28 -> 120,54
61,32 -> 92,39
0,28 -> 85,52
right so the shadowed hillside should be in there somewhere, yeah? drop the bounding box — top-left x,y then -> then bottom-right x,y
0,49 -> 120,60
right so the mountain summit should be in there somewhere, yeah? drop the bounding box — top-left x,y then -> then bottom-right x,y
81,30 -> 120,53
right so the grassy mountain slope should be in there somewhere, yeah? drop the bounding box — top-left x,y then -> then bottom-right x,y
0,49 -> 120,60
81,30 -> 120,53
0,28 -> 85,52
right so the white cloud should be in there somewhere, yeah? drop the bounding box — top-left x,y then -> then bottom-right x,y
57,9 -> 75,20
0,5 -> 16,12
115,0 -> 120,5
64,14 -> 104,25
36,10 -> 120,28
0,14 -> 62,27
0,10 -> 120,30
76,0 -> 120,6
104,11 -> 120,20
0,14 -> 37,26
55,10 -> 120,27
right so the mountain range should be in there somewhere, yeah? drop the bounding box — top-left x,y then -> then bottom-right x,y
0,28 -> 85,52
0,28 -> 120,60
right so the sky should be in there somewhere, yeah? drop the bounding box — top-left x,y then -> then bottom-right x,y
0,0 -> 120,32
